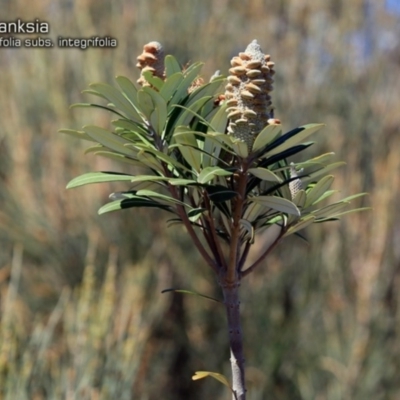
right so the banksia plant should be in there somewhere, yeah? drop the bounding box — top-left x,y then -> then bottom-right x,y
61,40 -> 368,400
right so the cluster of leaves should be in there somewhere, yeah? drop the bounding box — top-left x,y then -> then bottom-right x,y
61,54 -> 367,272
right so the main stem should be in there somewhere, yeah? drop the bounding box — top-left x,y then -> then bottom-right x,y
220,279 -> 246,400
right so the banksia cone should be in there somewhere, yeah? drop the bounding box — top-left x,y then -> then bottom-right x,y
289,163 -> 303,199
225,40 -> 278,150
136,41 -> 165,87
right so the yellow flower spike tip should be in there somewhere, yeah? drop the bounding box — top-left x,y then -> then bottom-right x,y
225,40 -> 278,151
136,41 -> 165,87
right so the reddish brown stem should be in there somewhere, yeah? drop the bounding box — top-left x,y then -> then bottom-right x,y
220,280 -> 246,400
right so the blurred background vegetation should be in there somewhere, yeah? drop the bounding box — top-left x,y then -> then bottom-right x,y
1,0 -> 400,399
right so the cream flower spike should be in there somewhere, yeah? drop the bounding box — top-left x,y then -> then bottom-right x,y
225,40 -> 278,151
136,41 -> 165,87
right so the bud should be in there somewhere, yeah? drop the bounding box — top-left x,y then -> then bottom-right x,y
289,163 -> 303,199
136,41 -> 165,87
225,40 -> 277,151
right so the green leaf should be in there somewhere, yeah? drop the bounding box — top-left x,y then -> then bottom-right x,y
165,55 -> 182,77
310,189 -> 338,205
174,128 -> 202,172
248,168 -> 282,183
170,62 -> 204,106
304,175 -> 335,208
312,202 -> 349,219
81,89 -> 108,100
302,162 -> 346,183
252,124 -> 282,152
168,178 -> 198,186
192,371 -> 232,391
98,198 -> 172,215
250,196 -> 301,216
205,185 -> 237,203
173,96 -> 213,127
240,219 -> 255,243
142,70 -> 164,90
187,207 -> 207,222
59,129 -> 97,142
67,172 -> 136,189
93,151 -> 143,167
84,144 -> 103,154
197,167 -> 233,184
161,288 -> 221,303
207,103 -> 228,133
89,82 -> 142,122
186,78 -> 224,107
115,76 -> 142,112
283,215 -> 315,237
324,207 -> 371,218
83,126 -> 137,157
243,201 -> 264,222
135,189 -> 190,207
339,192 -> 368,203
70,103 -> 127,119
136,151 -> 163,173
231,139 -> 249,158
137,89 -> 155,120
266,123 -> 325,157
160,72 -> 184,102
292,189 -> 307,208
142,87 -> 168,135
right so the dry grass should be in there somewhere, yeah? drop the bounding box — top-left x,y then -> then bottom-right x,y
1,1 -> 400,399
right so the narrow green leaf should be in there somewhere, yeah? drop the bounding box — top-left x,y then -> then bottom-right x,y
165,55 -> 182,77
136,189 -> 190,207
168,178 -> 198,186
197,167 -> 233,184
93,151 -> 143,167
115,76 -> 142,112
231,139 -> 249,158
160,72 -> 184,102
81,89 -> 108,100
206,185 -> 237,203
312,202 -> 349,219
267,123 -> 325,157
137,89 -> 154,120
59,129 -> 97,142
84,144 -> 103,154
305,175 -> 335,208
83,126 -> 137,157
192,371 -> 232,391
302,162 -> 346,183
240,219 -> 255,244
310,189 -> 338,205
170,62 -> 204,106
90,82 -> 142,122
250,196 -> 301,216
67,172 -> 135,189
207,103 -> 228,133
283,216 -> 315,237
137,151 -> 163,173
243,201 -> 264,222
173,96 -> 213,127
174,128 -> 202,172
142,70 -> 165,91
186,78 -> 224,107
161,288 -> 221,303
339,192 -> 368,203
252,124 -> 282,152
98,198 -> 172,215
248,168 -> 282,183
142,86 -> 168,135
324,207 -> 371,218
292,189 -> 307,208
